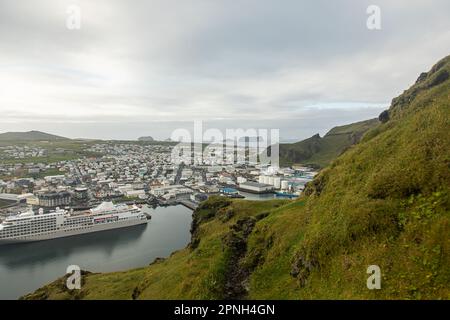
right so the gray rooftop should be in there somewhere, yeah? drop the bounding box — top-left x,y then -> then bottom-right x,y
239,181 -> 273,188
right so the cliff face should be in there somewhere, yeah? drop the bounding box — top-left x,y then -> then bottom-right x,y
23,56 -> 450,300
279,118 -> 379,168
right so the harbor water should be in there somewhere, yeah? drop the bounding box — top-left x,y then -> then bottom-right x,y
0,205 -> 192,300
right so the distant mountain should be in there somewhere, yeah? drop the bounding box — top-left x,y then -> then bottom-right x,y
138,136 -> 154,142
0,130 -> 69,141
279,118 -> 379,168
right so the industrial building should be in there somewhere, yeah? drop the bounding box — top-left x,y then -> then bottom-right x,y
258,175 -> 282,189
238,181 -> 274,194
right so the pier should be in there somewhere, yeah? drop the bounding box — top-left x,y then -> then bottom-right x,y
178,200 -> 199,210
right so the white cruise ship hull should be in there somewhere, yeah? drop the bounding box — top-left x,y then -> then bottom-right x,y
0,218 -> 148,245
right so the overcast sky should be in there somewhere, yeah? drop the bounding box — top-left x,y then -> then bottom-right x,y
0,0 -> 449,140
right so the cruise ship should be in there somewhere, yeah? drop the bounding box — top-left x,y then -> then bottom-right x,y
0,202 -> 149,245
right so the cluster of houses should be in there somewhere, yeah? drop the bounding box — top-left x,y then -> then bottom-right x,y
1,142 -> 318,215
0,145 -> 48,159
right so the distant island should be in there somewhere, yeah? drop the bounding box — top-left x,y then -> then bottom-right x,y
138,136 -> 154,142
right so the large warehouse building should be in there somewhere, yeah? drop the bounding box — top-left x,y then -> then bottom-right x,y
238,181 -> 274,194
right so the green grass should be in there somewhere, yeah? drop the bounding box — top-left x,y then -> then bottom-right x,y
0,130 -> 68,141
279,118 -> 379,168
20,268 -> 147,300
22,199 -> 290,300
24,55 -> 450,300
1,155 -> 76,165
112,196 -> 140,203
0,167 -> 65,182
25,168 -> 63,179
0,140 -> 103,164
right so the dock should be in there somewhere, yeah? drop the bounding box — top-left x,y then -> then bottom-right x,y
178,200 -> 199,210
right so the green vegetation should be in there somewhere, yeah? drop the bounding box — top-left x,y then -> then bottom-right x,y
1,155 -> 76,165
114,140 -> 178,147
23,55 -> 450,300
112,196 -> 141,203
0,140 -> 103,164
0,130 -> 69,141
0,168 -> 63,182
279,118 -> 379,168
22,199 -> 289,300
26,168 -> 63,179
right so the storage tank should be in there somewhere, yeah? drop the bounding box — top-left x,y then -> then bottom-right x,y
263,176 -> 270,184
258,175 -> 264,184
268,176 -> 274,186
273,177 -> 281,189
237,177 -> 247,184
281,180 -> 289,190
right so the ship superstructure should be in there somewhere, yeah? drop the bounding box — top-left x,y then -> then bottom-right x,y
0,202 -> 148,245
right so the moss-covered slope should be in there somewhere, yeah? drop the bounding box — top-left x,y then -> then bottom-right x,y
279,118 -> 379,168
23,55 -> 450,300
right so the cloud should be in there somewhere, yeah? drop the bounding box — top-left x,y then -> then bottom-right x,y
0,0 -> 449,139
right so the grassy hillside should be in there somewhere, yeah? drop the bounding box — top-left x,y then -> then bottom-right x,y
23,55 -> 450,300
22,199 -> 290,300
279,118 -> 379,168
0,130 -> 69,141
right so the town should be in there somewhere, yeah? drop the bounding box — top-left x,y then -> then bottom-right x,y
0,141 -> 317,218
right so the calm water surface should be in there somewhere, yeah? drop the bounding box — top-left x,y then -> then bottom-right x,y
0,205 -> 192,300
